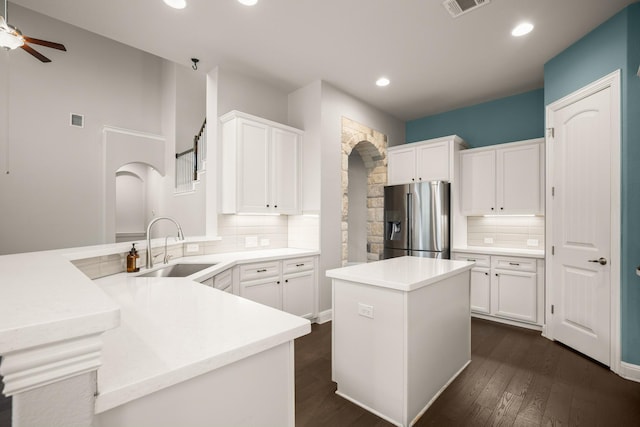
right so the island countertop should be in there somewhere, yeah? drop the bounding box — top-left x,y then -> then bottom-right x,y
326,256 -> 474,292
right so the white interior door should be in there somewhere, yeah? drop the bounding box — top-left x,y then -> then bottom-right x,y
547,72 -> 620,366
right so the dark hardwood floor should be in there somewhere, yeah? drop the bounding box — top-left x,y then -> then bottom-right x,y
295,319 -> 640,427
1,319 -> 638,427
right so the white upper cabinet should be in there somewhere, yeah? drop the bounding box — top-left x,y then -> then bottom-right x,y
387,135 -> 466,185
220,111 -> 303,215
460,139 -> 544,216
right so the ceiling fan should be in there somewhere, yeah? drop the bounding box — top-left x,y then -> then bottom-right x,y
0,0 -> 66,62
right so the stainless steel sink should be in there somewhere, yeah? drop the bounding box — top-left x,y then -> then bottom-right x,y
137,263 -> 217,278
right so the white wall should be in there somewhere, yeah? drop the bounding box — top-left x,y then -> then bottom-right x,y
318,82 -> 405,312
347,153 -> 368,263
0,5 -> 165,254
176,65 -> 206,153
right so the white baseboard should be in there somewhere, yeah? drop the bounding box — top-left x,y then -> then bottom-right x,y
620,361 -> 640,383
314,309 -> 332,324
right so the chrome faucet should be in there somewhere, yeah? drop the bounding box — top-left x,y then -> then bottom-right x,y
145,217 -> 185,269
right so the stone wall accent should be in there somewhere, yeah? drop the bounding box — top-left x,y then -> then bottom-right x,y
341,117 -> 388,265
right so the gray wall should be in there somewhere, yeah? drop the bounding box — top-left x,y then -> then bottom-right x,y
0,5 -> 165,254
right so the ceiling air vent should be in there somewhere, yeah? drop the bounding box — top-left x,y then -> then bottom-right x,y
442,0 -> 490,18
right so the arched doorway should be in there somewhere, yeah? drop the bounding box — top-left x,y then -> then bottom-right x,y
341,117 -> 388,266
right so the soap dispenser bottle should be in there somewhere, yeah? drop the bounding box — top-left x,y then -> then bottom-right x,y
126,243 -> 140,273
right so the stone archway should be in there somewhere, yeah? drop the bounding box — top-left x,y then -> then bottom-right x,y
341,117 -> 388,266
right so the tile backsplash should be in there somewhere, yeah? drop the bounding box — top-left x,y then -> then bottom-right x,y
73,213 -> 321,279
467,216 -> 544,250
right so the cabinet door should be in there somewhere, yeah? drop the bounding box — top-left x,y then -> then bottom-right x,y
271,127 -> 300,214
496,142 -> 542,214
283,271 -> 315,318
460,150 -> 496,215
237,119 -> 271,213
416,142 -> 450,182
241,278 -> 282,310
492,269 -> 537,323
470,267 -> 491,314
387,147 -> 417,185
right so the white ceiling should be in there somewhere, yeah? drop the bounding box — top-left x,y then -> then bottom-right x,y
9,0 -> 637,121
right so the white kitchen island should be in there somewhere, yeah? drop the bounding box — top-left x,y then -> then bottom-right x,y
326,256 -> 474,427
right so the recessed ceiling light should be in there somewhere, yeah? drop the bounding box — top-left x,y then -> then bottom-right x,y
238,0 -> 258,5
376,77 -> 390,87
512,22 -> 534,37
163,0 -> 187,9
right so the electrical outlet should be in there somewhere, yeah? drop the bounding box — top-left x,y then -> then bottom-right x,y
357,303 -> 374,319
484,237 -> 494,244
245,236 -> 258,248
260,238 -> 270,247
186,243 -> 199,253
527,239 -> 539,247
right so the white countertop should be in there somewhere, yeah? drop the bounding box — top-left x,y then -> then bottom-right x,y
0,251 -> 119,354
94,275 -> 310,413
326,256 -> 474,292
452,246 -> 545,258
0,245 -> 316,413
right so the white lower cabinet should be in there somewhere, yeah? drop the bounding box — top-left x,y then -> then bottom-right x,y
470,267 -> 491,314
239,256 -> 317,319
200,268 -> 235,294
453,252 -> 544,328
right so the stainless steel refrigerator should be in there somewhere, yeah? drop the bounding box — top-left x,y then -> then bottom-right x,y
383,181 -> 450,259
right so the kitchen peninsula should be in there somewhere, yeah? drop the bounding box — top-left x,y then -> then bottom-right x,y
0,244 -> 315,427
326,256 -> 474,427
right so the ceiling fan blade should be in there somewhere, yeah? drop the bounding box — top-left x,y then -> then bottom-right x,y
23,36 -> 66,51
20,44 -> 51,62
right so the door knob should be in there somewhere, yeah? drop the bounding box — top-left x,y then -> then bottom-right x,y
588,257 -> 607,265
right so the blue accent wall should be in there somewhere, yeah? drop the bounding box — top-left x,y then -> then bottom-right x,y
545,3 -> 640,365
405,89 -> 544,147
406,2 -> 640,366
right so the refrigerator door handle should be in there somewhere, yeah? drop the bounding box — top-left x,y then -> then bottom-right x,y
406,192 -> 413,251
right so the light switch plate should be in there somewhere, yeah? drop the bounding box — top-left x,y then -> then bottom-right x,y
186,243 -> 199,253
484,237 -> 494,244
357,303 -> 374,319
245,236 -> 258,248
527,239 -> 539,247
260,238 -> 270,247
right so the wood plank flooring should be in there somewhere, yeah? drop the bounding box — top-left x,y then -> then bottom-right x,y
295,319 -> 640,427
1,318 -> 639,426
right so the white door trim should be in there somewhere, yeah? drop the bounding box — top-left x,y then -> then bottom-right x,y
544,69 -> 621,374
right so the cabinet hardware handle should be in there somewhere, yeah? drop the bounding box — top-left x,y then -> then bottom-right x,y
419,177 -> 422,180
296,263 -> 305,267
411,178 -> 415,181
467,258 -> 476,262
266,204 -> 270,207
588,257 -> 607,265
257,269 -> 267,273
495,273 -> 499,276
509,262 -> 520,266
500,207 -> 504,210
277,281 -> 280,284
491,207 -> 494,211
485,272 -> 489,276
285,279 -> 289,283
275,205 -> 278,208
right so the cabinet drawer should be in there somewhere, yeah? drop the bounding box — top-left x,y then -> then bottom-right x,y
283,257 -> 314,275
239,261 -> 281,282
453,252 -> 490,268
214,269 -> 233,292
492,257 -> 536,272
